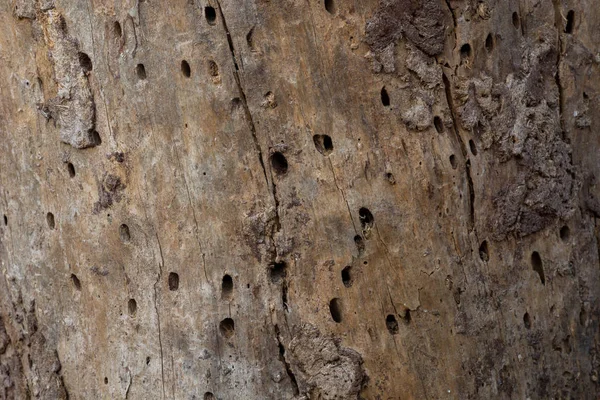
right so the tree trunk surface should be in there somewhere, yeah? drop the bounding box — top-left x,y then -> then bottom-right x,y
1,0 -> 599,398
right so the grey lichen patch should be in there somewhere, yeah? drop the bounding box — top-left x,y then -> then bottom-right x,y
93,174 -> 125,214
365,0 -> 447,61
287,324 -> 367,399
455,26 -> 578,239
40,10 -> 97,149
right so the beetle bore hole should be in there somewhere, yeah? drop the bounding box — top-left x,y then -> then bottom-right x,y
531,251 -> 545,285
485,33 -> 494,52
560,225 -> 570,241
386,314 -> 399,334
67,162 -> 75,177
329,298 -> 342,323
136,64 -> 146,80
46,212 -> 55,230
71,274 -> 81,291
128,299 -> 137,316
380,87 -> 390,107
204,392 -> 215,400
219,318 -> 235,338
205,6 -> 217,24
269,262 -> 286,283
512,12 -> 520,29
469,139 -> 478,156
523,312 -> 531,329
565,10 -> 574,34
270,152 -> 288,175
450,155 -> 457,169
168,272 -> 179,291
113,21 -> 122,37
313,134 -> 333,155
324,0 -> 336,14
119,224 -> 131,242
434,116 -> 444,133
78,52 -> 92,73
359,207 -> 374,231
222,274 -> 233,299
479,240 -> 489,262
181,60 -> 191,78
3,215 -> 7,226
341,266 -> 353,287
460,43 -> 472,59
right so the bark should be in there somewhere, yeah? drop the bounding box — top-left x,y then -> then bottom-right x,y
0,0 -> 599,398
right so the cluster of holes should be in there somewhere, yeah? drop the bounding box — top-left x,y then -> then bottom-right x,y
313,134 -> 333,155
219,318 -> 235,338
270,152 -> 288,175
221,274 -> 233,300
71,274 -> 81,291
341,266 -> 353,287
531,251 -> 545,285
168,272 -> 179,291
120,224 -> 131,242
380,87 -> 390,107
128,298 -> 137,316
46,212 -> 55,230
205,7 -> 217,25
329,298 -> 342,323
181,60 -> 191,78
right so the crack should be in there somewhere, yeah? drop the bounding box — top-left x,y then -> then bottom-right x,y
153,232 -> 166,399
274,324 -> 299,396
444,0 -> 458,52
328,159 -> 358,234
215,0 -> 268,188
124,368 -> 132,399
441,72 -> 475,230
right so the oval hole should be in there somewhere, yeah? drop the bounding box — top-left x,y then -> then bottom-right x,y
67,162 -> 75,178
91,130 -> 102,146
560,225 -> 570,241
313,134 -> 333,155
380,87 -> 390,107
136,64 -> 146,80
78,52 -> 92,73
46,212 -> 55,230
204,392 -> 215,400
512,12 -> 520,29
531,251 -> 545,285
479,240 -> 489,261
3,215 -> 7,226
71,274 -> 81,291
269,262 -> 286,283
168,272 -> 179,291
222,274 -> 233,299
219,318 -> 235,338
469,139 -> 478,156
385,172 -> 396,185
270,152 -> 288,175
113,21 -> 122,37
119,224 -> 131,242
449,154 -> 457,169
565,10 -> 574,34
205,6 -> 217,24
358,207 -> 374,231
329,298 -> 342,323
434,116 -> 444,133
523,312 -> 531,329
460,43 -> 472,60
386,314 -> 399,334
128,299 -> 137,316
341,266 -> 353,287
324,0 -> 336,14
485,33 -> 494,52
181,60 -> 191,78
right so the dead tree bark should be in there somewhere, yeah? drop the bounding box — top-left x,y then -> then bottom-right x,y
1,0 -> 599,398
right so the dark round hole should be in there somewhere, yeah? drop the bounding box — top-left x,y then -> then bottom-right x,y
113,21 -> 122,37
270,152 -> 288,175
181,60 -> 191,78
449,155 -> 457,169
146,356 -> 151,365
128,298 -> 137,316
205,6 -> 217,24
78,52 -> 92,73
222,274 -> 233,299
136,63 -> 147,80
91,130 -> 102,146
469,139 -> 478,156
523,312 -> 531,329
434,116 -> 444,133
204,392 -> 215,400
313,134 -> 333,155
3,215 -> 7,226
479,240 -> 489,262
269,262 -> 286,283
531,251 -> 545,285
380,87 -> 390,107
104,377 -> 108,384
324,0 -> 336,14
512,12 -> 520,29
329,298 -> 342,323
71,274 -> 81,291
386,314 -> 399,334
219,318 -> 235,338
460,43 -> 472,59
485,33 -> 494,52
560,225 -> 570,241
565,10 -> 574,33
119,224 -> 131,242
168,272 -> 179,291
46,212 -> 55,230
341,266 -> 353,287
385,172 -> 396,185
67,162 -> 75,178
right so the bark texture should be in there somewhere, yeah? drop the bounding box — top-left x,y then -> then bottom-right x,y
1,0 -> 599,398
